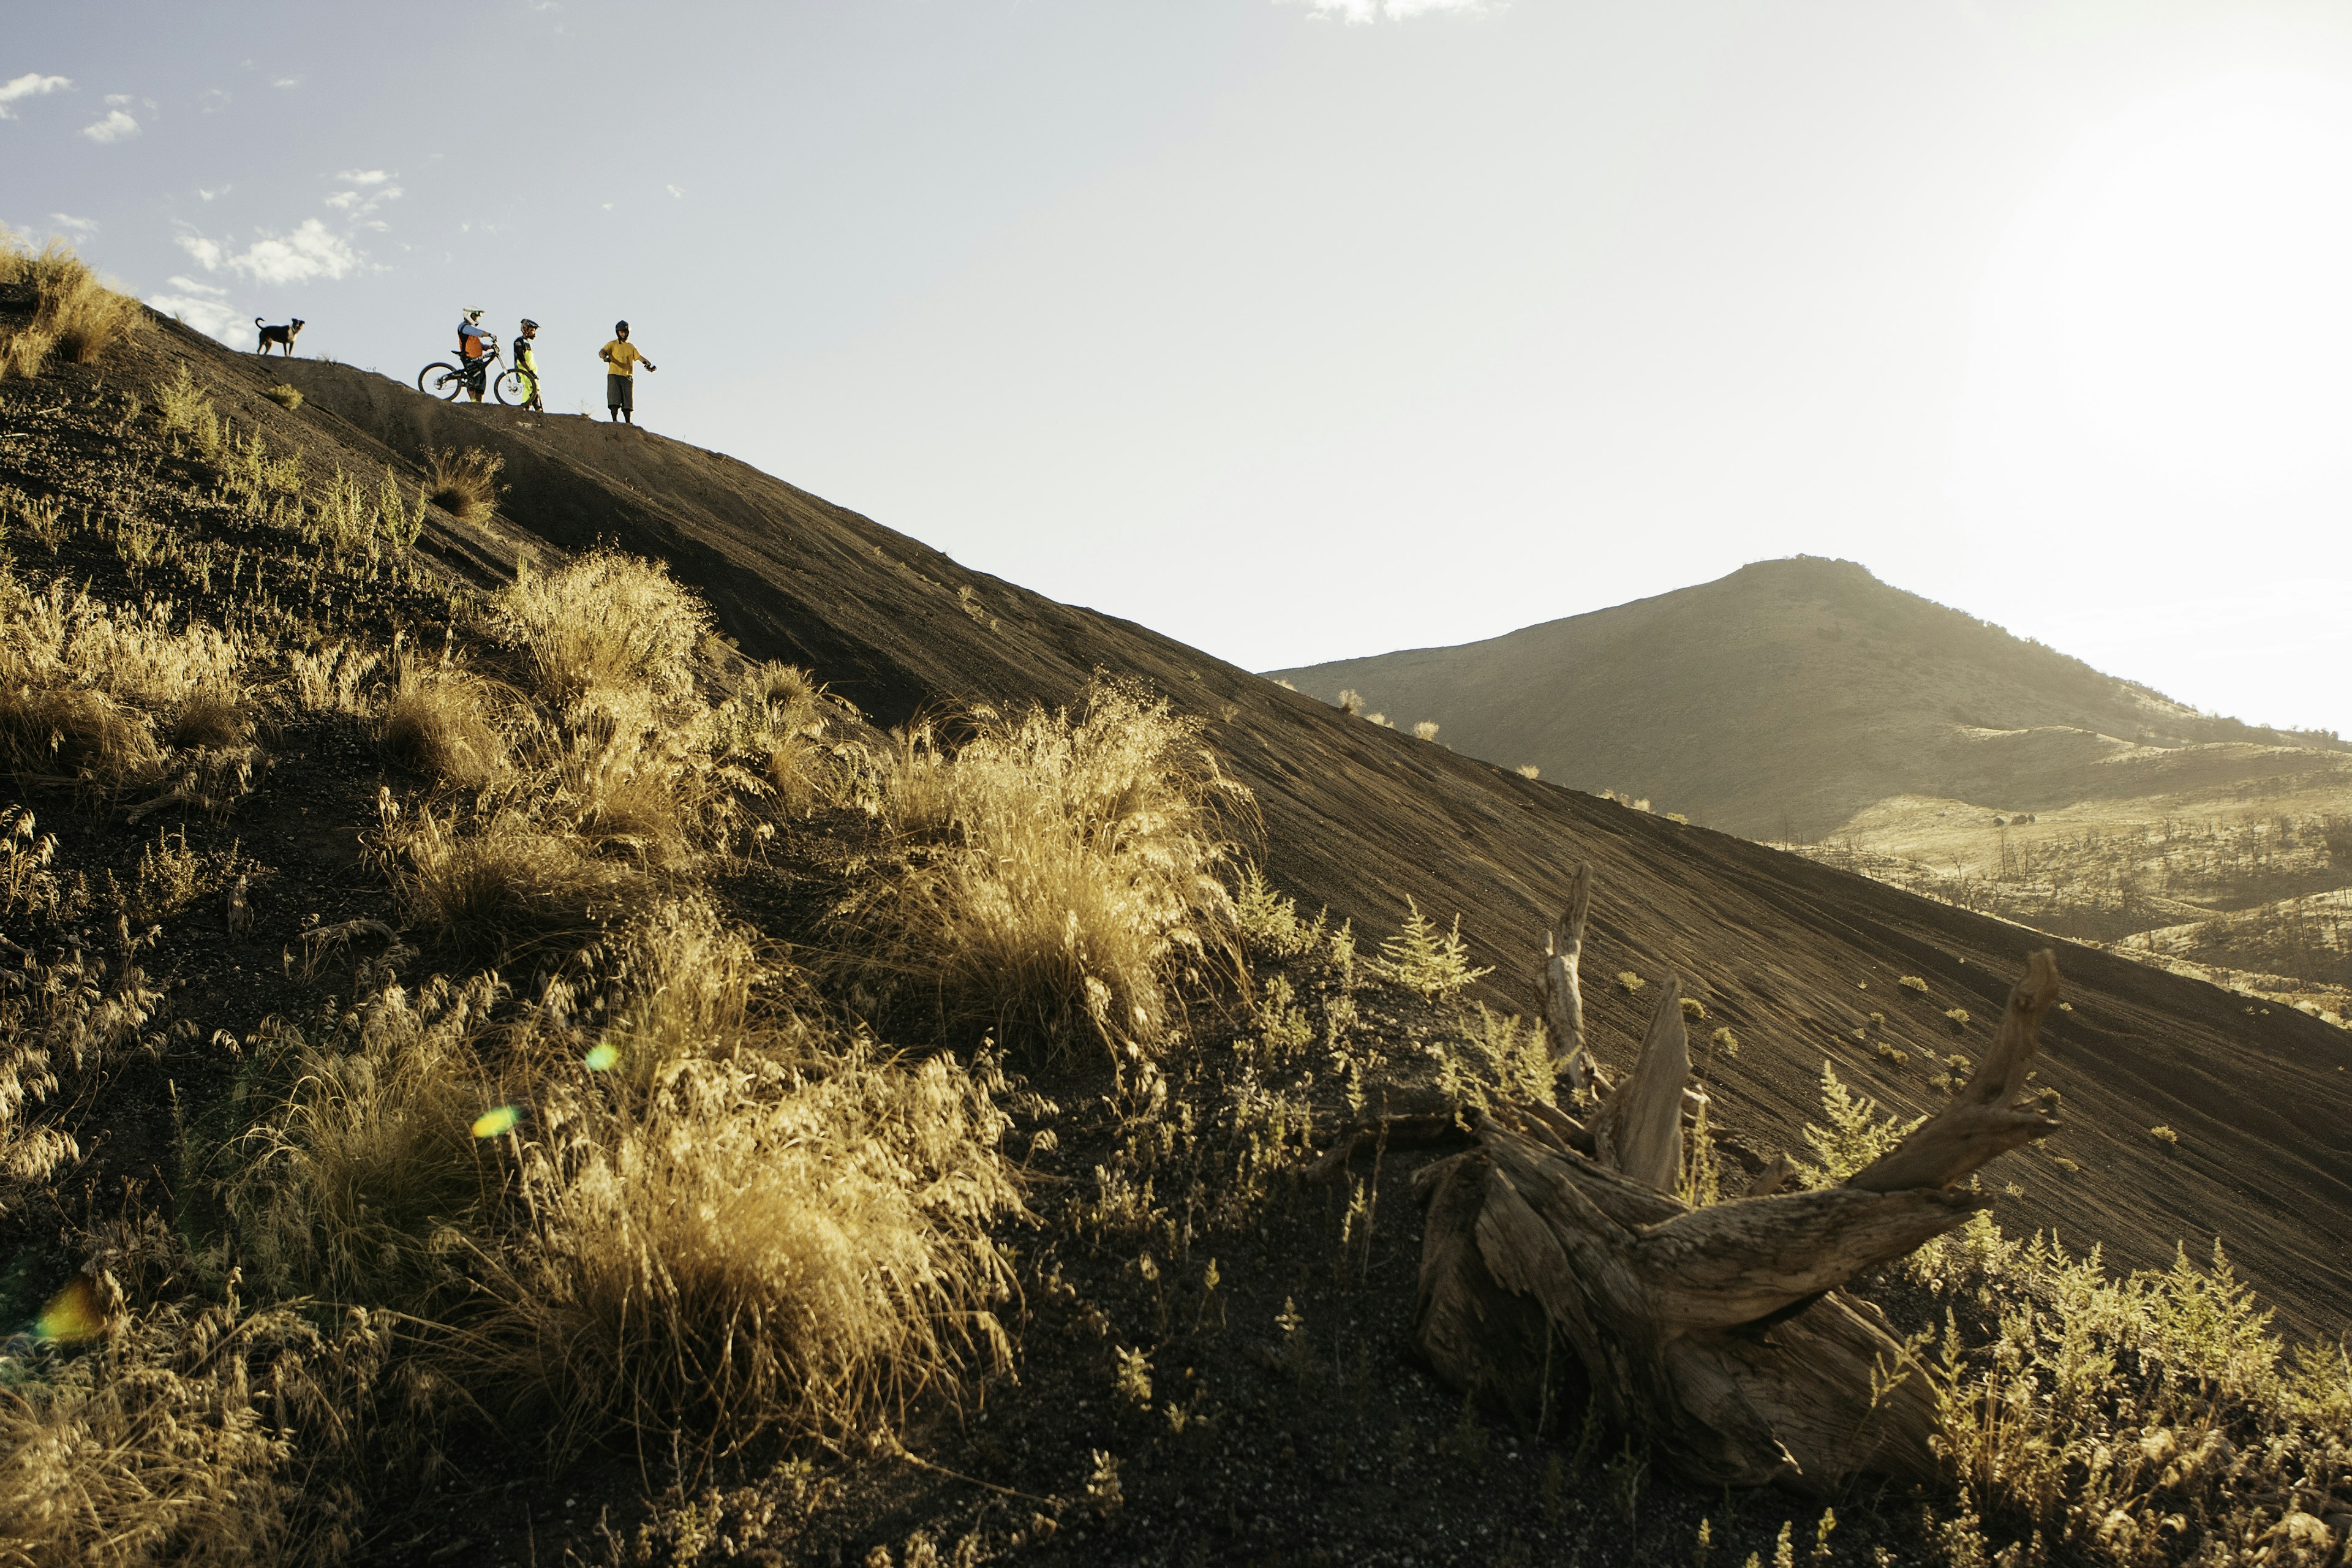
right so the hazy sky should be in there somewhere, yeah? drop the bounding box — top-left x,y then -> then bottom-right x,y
10,1 -> 2352,735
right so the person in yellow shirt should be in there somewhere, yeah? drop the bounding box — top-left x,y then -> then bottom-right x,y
598,320 -> 656,426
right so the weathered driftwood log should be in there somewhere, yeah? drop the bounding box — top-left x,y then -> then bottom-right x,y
1415,895 -> 2065,1495
1542,863 -> 1594,1090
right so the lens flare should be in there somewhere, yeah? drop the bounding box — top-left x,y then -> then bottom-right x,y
471,1104 -> 521,1139
34,1276 -> 104,1344
584,1042 -> 619,1072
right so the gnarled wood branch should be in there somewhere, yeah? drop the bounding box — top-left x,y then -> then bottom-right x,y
1412,866 -> 2066,1493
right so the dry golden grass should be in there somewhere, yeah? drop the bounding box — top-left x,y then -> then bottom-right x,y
0,570 -> 248,792
379,801 -> 639,961
421,445 -> 504,524
847,679 -> 1251,1066
0,1291 -> 299,1566
378,659 -> 506,788
723,661 -> 845,813
530,690 -> 728,868
167,688 -> 250,750
227,975 -> 503,1314
590,895 -> 769,1095
488,550 -> 709,705
0,236 -> 140,380
479,1036 -> 1019,1457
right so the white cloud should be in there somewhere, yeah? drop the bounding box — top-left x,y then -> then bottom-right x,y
1286,0 -> 1488,19
104,93 -> 131,106
81,109 -> 139,143
197,184 -> 231,202
47,213 -> 97,236
0,72 -> 72,118
325,183 -> 401,219
148,287 -> 251,345
165,274 -> 227,297
336,168 -> 392,186
176,217 -> 364,285
273,77 -> 298,88
666,183 -> 684,198
200,88 -> 231,113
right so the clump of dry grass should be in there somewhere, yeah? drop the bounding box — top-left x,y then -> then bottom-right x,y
0,235 -> 141,380
846,679 -> 1251,1066
265,383 -> 303,411
377,798 -> 639,961
480,1035 -> 1019,1457
379,659 -> 506,787
0,570 -> 247,793
167,688 -> 249,750
722,662 -> 847,813
0,1289 -> 300,1566
488,550 -> 709,705
530,688 -> 731,868
422,446 -> 505,524
228,973 -> 504,1313
590,895 -> 770,1095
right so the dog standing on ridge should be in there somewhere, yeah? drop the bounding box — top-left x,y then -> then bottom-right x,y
255,317 -> 304,356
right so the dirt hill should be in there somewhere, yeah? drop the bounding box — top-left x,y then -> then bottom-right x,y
6,301 -> 2352,1564
242,358 -> 2352,1337
1266,557 -> 2352,843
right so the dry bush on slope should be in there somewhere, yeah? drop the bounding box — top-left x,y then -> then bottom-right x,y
481,1040 -> 1019,1457
846,680 -> 1251,1068
0,570 -> 247,793
0,235 -> 140,380
488,550 -> 708,705
421,446 -> 505,524
226,973 -> 507,1314
723,661 -> 851,813
376,799 -> 642,963
1920,1236 -> 2352,1567
0,1290 -> 302,1567
224,902 -> 1021,1461
378,659 -> 507,788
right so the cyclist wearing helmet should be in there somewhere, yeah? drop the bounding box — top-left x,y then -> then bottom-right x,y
454,307 -> 497,404
598,320 -> 655,426
513,318 -> 544,412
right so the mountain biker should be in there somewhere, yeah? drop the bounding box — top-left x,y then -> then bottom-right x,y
513,318 -> 544,412
455,307 -> 498,404
598,320 -> 655,426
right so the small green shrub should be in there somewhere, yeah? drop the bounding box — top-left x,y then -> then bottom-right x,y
1709,1025 -> 1739,1058
1679,996 -> 1708,1021
1366,897 -> 1492,1001
264,383 -> 303,411
1615,970 -> 1645,995
1899,975 -> 1930,994
2150,1124 -> 2179,1145
1799,1062 -> 1921,1185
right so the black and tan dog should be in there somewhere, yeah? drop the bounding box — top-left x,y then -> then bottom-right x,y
254,317 -> 305,356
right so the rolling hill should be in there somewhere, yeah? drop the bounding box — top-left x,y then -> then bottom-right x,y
1267,556 -> 2351,844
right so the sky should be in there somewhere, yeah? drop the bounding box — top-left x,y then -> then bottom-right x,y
8,0 -> 2352,736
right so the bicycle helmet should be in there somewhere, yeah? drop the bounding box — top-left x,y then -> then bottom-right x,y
614,320 -> 629,332
518,318 -> 539,331
464,307 -> 484,321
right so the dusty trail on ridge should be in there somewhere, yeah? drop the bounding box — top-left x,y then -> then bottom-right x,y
219,347 -> 2352,1336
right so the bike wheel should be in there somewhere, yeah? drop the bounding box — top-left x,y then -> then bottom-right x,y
493,368 -> 529,407
417,362 -> 464,401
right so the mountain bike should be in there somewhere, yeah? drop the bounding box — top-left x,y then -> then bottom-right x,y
416,340 -> 524,404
